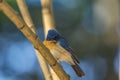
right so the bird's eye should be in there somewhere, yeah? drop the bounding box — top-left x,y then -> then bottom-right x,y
54,36 -> 57,39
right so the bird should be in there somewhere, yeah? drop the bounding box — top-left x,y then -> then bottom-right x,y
43,29 -> 85,77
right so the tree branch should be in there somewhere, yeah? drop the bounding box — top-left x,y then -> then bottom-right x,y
0,0 -> 70,80
41,0 -> 55,37
41,0 -> 60,80
16,0 -> 52,80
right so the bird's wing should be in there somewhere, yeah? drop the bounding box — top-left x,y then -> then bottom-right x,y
54,43 -> 76,65
58,39 -> 80,63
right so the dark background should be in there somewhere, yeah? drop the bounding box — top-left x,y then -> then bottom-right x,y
0,0 -> 119,80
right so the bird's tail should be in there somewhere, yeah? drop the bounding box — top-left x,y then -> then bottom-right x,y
71,63 -> 85,77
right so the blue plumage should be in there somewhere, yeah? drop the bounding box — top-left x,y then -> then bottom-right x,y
45,29 -> 84,77
46,29 -> 80,63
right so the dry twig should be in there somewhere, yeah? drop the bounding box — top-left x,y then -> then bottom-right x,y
41,0 -> 60,79
16,0 -> 52,80
0,0 -> 70,80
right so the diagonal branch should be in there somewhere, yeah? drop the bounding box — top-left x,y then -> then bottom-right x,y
16,0 -> 52,80
0,0 -> 70,80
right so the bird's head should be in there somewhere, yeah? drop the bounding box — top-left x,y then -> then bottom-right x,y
46,29 -> 60,41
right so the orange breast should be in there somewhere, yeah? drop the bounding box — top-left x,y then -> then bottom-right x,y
43,40 -> 57,50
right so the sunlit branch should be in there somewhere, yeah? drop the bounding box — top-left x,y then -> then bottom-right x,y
0,0 -> 70,80
16,0 -> 52,80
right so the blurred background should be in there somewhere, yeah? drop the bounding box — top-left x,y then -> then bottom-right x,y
0,0 -> 119,80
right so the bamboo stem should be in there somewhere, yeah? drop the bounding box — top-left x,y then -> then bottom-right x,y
0,0 -> 70,80
16,0 -> 52,80
41,0 -> 60,80
41,0 -> 55,37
